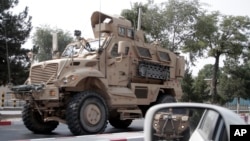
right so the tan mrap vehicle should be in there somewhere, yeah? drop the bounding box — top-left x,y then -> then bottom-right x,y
11,10 -> 185,135
153,108 -> 191,141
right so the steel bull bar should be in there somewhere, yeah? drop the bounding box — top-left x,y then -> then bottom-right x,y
10,84 -> 59,100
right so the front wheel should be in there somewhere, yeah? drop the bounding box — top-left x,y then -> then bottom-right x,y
66,91 -> 109,135
22,103 -> 59,134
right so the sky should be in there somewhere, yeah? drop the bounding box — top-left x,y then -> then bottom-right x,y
14,0 -> 250,76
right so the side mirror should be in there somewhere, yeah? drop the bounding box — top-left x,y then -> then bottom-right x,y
118,41 -> 130,55
144,103 -> 246,141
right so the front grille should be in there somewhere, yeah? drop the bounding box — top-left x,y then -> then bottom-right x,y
30,63 -> 58,84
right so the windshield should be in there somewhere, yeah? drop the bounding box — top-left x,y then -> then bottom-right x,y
62,39 -> 105,57
61,44 -> 81,57
80,39 -> 105,54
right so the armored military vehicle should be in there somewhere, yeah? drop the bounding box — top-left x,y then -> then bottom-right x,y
153,108 -> 191,141
11,10 -> 185,135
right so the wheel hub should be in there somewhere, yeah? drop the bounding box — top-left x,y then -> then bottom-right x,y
83,104 -> 101,125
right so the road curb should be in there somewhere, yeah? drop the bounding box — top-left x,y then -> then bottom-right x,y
0,112 -> 22,126
0,114 -> 22,126
0,120 -> 11,125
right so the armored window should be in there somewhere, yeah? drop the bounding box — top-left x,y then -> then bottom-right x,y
103,18 -> 112,23
118,27 -> 126,36
125,47 -> 129,55
136,46 -> 152,59
158,51 -> 171,62
127,29 -> 134,39
111,44 -> 119,57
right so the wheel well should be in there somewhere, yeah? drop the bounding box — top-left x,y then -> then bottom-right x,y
151,88 -> 175,103
139,88 -> 176,117
75,77 -> 111,107
159,88 -> 175,97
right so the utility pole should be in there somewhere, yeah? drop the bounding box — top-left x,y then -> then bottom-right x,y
1,1 -> 11,84
5,25 -> 11,83
1,17 -> 11,83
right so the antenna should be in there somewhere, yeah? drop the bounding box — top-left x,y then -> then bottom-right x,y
98,0 -> 101,48
130,1 -> 136,31
98,0 -> 101,71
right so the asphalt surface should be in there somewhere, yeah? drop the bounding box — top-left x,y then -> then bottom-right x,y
0,110 -> 144,141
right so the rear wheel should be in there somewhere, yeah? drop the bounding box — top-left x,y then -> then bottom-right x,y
66,91 -> 108,135
109,118 -> 132,129
22,103 -> 59,134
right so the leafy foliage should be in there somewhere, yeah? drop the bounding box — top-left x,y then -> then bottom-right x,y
32,25 -> 73,62
218,58 -> 250,101
183,12 -> 250,103
121,0 -> 202,51
0,0 -> 32,85
181,64 -> 195,102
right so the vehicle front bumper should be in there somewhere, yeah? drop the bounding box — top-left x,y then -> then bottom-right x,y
11,84 -> 59,100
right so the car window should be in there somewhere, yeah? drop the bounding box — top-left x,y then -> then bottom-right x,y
213,117 -> 228,141
198,110 -> 220,140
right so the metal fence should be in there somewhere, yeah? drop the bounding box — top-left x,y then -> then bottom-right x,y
224,104 -> 250,114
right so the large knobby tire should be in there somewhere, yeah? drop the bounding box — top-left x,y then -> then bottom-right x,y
109,118 -> 132,129
22,103 -> 59,134
157,95 -> 177,103
66,91 -> 108,135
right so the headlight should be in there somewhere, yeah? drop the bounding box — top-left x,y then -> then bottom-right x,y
63,75 -> 78,84
63,77 -> 68,84
181,116 -> 188,121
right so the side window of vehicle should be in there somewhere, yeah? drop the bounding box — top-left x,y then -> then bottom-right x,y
125,47 -> 129,55
127,29 -> 134,39
219,124 -> 228,141
213,117 -> 228,141
111,43 -> 119,57
111,43 -> 129,58
110,43 -> 130,58
118,27 -> 126,36
198,110 -> 220,140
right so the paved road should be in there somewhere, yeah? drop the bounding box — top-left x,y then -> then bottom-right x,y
0,116 -> 144,141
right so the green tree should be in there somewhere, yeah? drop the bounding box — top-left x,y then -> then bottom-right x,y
181,63 -> 195,102
32,25 -> 73,62
192,66 -> 211,103
0,0 -> 32,85
183,12 -> 250,103
160,0 -> 202,51
121,0 -> 202,51
219,58 -> 250,101
199,64 -> 214,78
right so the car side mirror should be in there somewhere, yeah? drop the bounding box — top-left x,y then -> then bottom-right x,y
144,103 -> 246,141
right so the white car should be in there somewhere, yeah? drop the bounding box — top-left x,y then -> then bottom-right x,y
144,103 -> 246,141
